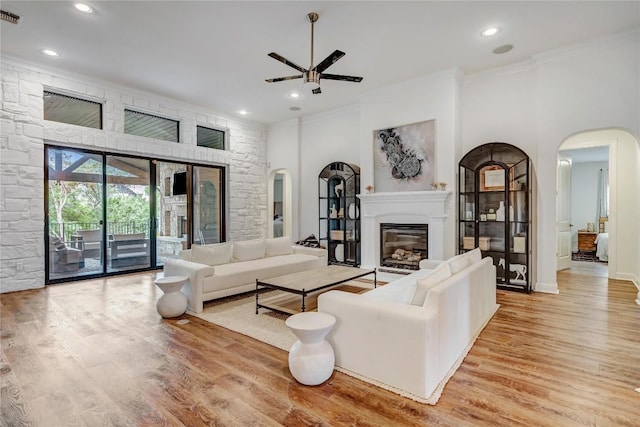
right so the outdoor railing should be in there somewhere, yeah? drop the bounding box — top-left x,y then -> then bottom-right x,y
51,221 -> 149,242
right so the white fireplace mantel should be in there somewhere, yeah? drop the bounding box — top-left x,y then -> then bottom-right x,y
357,190 -> 453,270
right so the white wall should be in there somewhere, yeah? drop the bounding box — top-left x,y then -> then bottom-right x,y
359,69 -> 462,258
266,118 -> 300,238
277,69 -> 462,255
462,30 -> 639,292
270,29 -> 639,293
1,57 -> 268,293
570,161 -> 608,251
299,105 -> 361,239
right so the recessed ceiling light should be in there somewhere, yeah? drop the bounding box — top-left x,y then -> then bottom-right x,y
289,92 -> 300,99
481,27 -> 500,37
239,110 -> 248,115
42,49 -> 59,57
74,3 -> 93,13
290,107 -> 301,111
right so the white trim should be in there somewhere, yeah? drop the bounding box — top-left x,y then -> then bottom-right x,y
535,282 -> 559,294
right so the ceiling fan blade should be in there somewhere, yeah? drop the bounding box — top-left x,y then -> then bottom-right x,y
313,50 -> 345,73
268,52 -> 307,73
265,75 -> 303,83
320,73 -> 363,83
312,87 -> 322,95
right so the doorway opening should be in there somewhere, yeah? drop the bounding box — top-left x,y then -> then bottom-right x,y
269,169 -> 292,238
556,129 -> 640,290
558,145 -> 610,277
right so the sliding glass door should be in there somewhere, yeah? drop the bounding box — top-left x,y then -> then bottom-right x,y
47,147 -> 105,281
106,156 -> 151,272
45,146 -> 226,283
193,166 -> 223,245
155,161 -> 188,266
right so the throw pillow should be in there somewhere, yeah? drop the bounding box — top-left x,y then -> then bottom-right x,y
295,234 -> 321,248
410,262 -> 452,306
232,239 -> 266,262
191,243 -> 233,266
448,253 -> 470,274
265,236 -> 293,257
467,247 -> 482,264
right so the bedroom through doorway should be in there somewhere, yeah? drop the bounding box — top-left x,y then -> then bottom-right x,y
558,144 -> 610,278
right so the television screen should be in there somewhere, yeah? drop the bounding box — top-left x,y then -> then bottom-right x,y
173,172 -> 187,195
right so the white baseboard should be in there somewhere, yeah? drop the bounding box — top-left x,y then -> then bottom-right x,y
534,282 -> 559,294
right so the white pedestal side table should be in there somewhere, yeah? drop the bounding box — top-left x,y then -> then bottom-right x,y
154,275 -> 188,318
285,312 -> 336,385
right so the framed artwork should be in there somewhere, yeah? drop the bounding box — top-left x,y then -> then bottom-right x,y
373,119 -> 435,192
480,166 -> 505,191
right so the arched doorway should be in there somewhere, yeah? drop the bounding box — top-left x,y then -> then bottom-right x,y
555,128 -> 640,303
268,169 -> 292,238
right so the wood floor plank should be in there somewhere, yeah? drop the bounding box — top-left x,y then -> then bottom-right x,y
0,269 -> 638,426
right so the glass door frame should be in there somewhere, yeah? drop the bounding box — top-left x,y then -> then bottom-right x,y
44,144 -> 226,284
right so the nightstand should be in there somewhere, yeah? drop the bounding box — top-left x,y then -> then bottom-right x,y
577,231 -> 598,252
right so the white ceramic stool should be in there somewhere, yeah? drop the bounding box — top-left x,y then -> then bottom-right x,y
285,312 -> 336,385
154,275 -> 188,318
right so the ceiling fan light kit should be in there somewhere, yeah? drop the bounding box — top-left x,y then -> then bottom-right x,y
266,12 -> 363,94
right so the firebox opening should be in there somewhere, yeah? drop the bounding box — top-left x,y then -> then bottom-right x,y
380,223 -> 428,270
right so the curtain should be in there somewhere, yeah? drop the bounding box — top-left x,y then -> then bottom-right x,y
597,168 -> 609,221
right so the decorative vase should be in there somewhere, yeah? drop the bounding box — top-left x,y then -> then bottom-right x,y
335,244 -> 344,262
496,201 -> 505,221
348,203 -> 359,219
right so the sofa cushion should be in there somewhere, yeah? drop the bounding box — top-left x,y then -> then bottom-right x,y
232,239 -> 266,262
204,254 -> 322,293
363,268 -> 434,304
467,247 -> 482,264
191,243 -> 233,266
265,236 -> 293,257
448,253 -> 470,274
410,262 -> 452,306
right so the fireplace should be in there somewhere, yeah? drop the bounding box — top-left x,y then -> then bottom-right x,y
357,191 -> 452,270
380,223 -> 428,270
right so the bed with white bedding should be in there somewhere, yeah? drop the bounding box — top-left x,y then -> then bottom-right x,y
594,217 -> 609,262
595,233 -> 609,261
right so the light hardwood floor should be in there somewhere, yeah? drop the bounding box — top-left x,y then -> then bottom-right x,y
1,270 -> 638,426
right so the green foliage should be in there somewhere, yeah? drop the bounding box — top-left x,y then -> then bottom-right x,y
106,192 -> 149,224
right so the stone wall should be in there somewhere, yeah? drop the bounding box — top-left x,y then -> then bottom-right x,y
0,57 -> 267,293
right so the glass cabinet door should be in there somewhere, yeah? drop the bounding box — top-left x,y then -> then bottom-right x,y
318,162 -> 361,267
458,143 -> 531,292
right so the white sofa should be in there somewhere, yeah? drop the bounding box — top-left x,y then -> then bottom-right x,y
317,248 -> 498,403
163,236 -> 327,313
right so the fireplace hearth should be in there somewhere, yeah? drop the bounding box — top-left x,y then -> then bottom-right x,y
380,223 -> 428,270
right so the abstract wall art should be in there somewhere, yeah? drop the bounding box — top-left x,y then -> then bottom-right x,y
373,119 -> 435,192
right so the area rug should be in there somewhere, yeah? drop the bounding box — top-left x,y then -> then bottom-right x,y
191,280 -> 375,352
190,281 -> 496,405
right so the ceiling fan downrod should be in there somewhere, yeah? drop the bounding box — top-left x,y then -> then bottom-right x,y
307,12 -> 318,69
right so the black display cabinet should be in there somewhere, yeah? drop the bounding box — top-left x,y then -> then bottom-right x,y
318,162 -> 361,267
459,143 -> 531,292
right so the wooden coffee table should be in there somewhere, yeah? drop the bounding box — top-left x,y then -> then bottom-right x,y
256,265 -> 376,315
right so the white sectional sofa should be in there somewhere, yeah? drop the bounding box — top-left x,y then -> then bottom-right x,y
163,236 -> 327,313
317,248 -> 498,403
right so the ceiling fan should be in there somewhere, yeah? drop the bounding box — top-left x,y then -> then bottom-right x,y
265,12 -> 363,94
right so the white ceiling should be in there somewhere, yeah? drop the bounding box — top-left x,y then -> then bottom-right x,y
1,1 -> 638,124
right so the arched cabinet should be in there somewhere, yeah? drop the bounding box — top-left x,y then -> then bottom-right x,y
318,162 -> 361,267
459,143 -> 531,292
